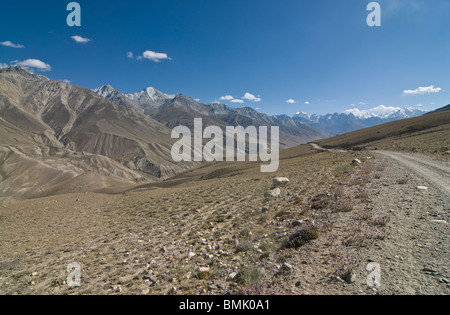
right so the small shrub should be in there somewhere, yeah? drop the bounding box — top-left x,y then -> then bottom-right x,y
353,208 -> 372,221
343,228 -> 371,247
242,284 -> 279,295
310,198 -> 330,210
335,164 -> 354,177
330,254 -> 362,279
236,241 -> 254,253
239,228 -> 252,238
333,198 -> 354,213
372,216 -> 390,227
196,271 -> 212,280
287,225 -> 320,248
238,266 -> 265,285
259,242 -> 272,252
355,189 -> 370,201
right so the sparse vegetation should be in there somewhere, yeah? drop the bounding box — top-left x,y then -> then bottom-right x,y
287,225 -> 320,248
334,164 -> 353,177
238,266 -> 265,285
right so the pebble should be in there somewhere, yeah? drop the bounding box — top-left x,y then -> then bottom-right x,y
346,272 -> 356,284
227,272 -> 238,281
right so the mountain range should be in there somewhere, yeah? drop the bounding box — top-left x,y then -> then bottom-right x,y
279,108 -> 426,136
94,84 -> 427,139
93,84 -> 329,148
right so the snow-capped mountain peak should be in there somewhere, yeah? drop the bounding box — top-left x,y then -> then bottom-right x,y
93,85 -> 117,98
125,87 -> 175,103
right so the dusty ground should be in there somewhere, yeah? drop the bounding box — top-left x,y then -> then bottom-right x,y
0,147 -> 448,295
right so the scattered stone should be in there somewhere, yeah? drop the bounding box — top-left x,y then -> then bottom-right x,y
351,158 -> 362,166
345,272 -> 356,284
30,281 -> 36,286
188,252 -> 196,259
169,287 -> 177,295
417,186 -> 428,191
272,177 -> 290,188
332,276 -> 345,283
183,272 -> 192,280
31,272 -> 38,277
265,188 -> 281,199
281,262 -> 293,272
199,266 -> 210,273
118,275 -> 134,284
227,272 -> 238,281
208,284 -> 218,291
422,268 -> 437,274
439,278 -> 449,284
112,285 -> 122,293
140,288 -> 150,295
292,220 -> 303,227
143,274 -> 157,284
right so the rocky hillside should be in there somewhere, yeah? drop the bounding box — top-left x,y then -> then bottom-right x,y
95,85 -> 329,149
0,66 -> 197,202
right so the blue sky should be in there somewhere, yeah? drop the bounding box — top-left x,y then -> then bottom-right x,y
1,0 -> 449,116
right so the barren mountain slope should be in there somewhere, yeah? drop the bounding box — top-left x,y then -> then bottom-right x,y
316,108 -> 450,159
0,67 -> 197,203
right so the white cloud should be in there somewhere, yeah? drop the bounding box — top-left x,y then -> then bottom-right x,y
286,99 -> 295,104
219,95 -> 234,101
194,98 -> 200,102
243,92 -> 261,102
0,63 -> 8,68
231,99 -> 244,104
0,41 -> 25,48
416,103 -> 423,107
212,101 -> 221,104
71,35 -> 92,44
126,52 -> 134,59
62,79 -> 71,84
345,105 -> 402,118
140,50 -> 171,62
305,101 -> 310,105
358,102 -> 368,105
403,85 -> 442,95
13,59 -> 51,71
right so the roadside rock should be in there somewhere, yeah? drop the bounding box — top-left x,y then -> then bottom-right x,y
351,159 -> 362,166
265,188 -> 281,199
272,177 -> 290,188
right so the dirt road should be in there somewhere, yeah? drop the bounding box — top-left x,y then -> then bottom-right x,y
310,143 -> 347,153
375,151 -> 450,205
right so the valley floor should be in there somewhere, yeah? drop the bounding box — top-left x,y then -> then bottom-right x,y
0,148 -> 448,295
